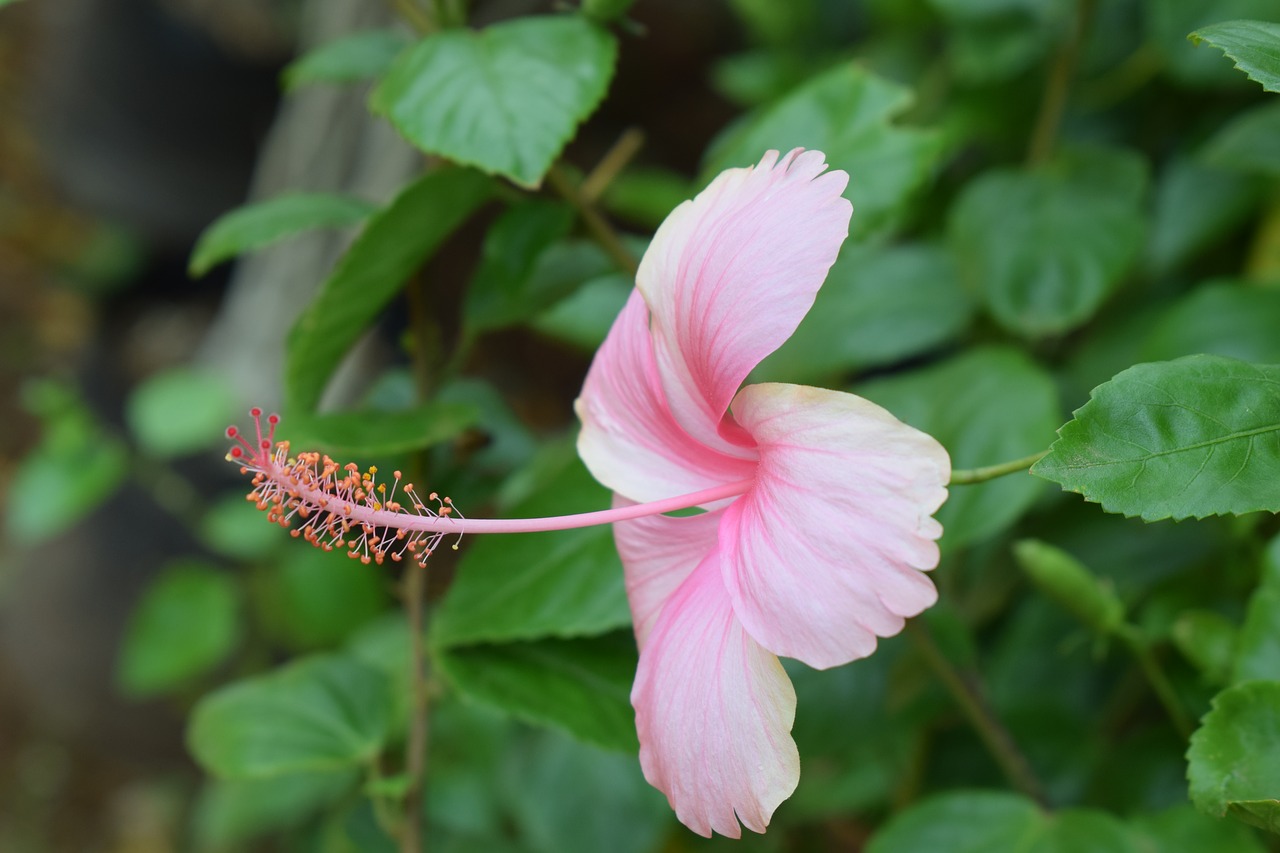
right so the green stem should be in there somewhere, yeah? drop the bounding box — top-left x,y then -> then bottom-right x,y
950,451 -> 1048,485
1118,627 -> 1194,739
1026,0 -> 1096,166
908,622 -> 1049,805
546,164 -> 639,276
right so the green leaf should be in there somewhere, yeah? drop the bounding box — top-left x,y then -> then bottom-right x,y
254,547 -> 389,652
371,16 -> 617,188
432,441 -> 628,647
188,654 -> 392,778
1147,159 -> 1260,275
1187,680 -> 1280,834
705,63 -> 943,238
754,243 -> 974,384
281,29 -> 411,91
600,166 -> 692,227
868,791 -> 1140,852
530,273 -> 632,352
949,155 -> 1146,337
858,347 -> 1060,550
1128,804 -> 1267,853
1173,610 -> 1238,685
200,491 -> 289,561
1234,554 -> 1280,682
125,367 -> 237,458
437,632 -> 638,751
117,561 -> 240,697
282,400 -> 480,457
1012,539 -> 1126,637
1141,283 -> 1280,365
285,168 -> 491,412
1190,19 -> 1280,92
7,382 -> 128,544
189,193 -> 376,277
1203,103 -> 1280,178
1148,0 -> 1280,87
500,728 -> 670,853
192,769 -> 358,849
462,201 -> 578,332
1032,355 -> 1280,521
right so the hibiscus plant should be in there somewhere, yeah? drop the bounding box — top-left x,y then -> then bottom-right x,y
11,1 -> 1280,850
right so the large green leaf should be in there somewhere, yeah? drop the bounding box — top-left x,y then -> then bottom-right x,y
282,400 -> 480,457
858,347 -> 1061,550
462,201 -> 578,332
117,561 -> 241,697
285,168 -> 491,412
281,29 -> 411,91
1032,355 -> 1280,521
500,728 -> 669,853
1127,804 -> 1266,852
949,154 -> 1146,337
192,769 -> 358,850
1234,544 -> 1280,682
1141,283 -> 1280,365
188,655 -> 393,778
432,441 -> 628,647
125,367 -> 237,458
1203,103 -> 1280,178
371,16 -> 617,188
189,193 -> 376,277
867,791 -> 1139,852
1187,680 -> 1280,834
705,63 -> 943,238
754,242 -> 974,384
1146,159 -> 1259,276
436,632 -> 638,752
254,547 -> 388,652
1190,19 -> 1280,92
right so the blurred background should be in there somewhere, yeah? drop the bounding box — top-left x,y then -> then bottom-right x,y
2,0 -> 1278,850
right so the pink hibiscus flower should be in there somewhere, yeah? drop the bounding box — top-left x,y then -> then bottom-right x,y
575,148 -> 951,837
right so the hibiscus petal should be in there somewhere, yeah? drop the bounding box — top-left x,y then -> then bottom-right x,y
576,290 -> 755,504
632,556 -> 798,838
720,382 -> 950,670
613,501 -> 723,646
637,149 -> 851,449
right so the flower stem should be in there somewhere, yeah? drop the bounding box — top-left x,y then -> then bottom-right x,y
1117,626 -> 1194,739
908,621 -> 1048,805
950,451 -> 1048,485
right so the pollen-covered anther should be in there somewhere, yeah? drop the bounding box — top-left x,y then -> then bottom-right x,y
225,408 -> 463,569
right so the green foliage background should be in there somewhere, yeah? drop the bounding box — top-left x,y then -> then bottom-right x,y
10,0 -> 1280,849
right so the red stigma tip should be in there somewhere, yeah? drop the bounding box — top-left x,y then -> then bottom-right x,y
268,414 -> 280,425
230,447 -> 243,458
226,426 -> 238,438
250,407 -> 262,417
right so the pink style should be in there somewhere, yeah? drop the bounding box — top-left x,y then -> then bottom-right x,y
575,148 -> 951,837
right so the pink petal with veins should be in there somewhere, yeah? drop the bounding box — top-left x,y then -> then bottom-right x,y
719,383 -> 950,670
613,500 -> 723,646
637,149 -> 851,449
576,290 -> 755,504
631,555 -> 798,838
